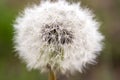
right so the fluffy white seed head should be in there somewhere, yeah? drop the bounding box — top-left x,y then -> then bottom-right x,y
13,0 -> 104,74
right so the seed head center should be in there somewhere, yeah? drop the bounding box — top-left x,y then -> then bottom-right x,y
41,24 -> 74,45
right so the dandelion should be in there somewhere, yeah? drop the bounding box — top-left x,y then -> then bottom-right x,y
13,0 -> 104,80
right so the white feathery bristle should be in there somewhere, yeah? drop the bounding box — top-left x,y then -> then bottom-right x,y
13,0 -> 104,74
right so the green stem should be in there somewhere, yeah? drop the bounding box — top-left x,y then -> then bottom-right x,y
47,64 -> 56,80
48,69 -> 56,80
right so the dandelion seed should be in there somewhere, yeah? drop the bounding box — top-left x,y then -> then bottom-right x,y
13,0 -> 104,78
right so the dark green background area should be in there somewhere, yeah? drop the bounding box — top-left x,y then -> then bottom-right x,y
0,0 -> 120,80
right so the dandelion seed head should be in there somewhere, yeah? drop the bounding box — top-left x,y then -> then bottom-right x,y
13,0 -> 104,74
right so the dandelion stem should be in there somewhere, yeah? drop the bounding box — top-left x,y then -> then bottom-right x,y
47,64 -> 56,80
48,69 -> 56,80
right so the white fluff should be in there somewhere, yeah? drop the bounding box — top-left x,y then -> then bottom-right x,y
13,0 -> 104,74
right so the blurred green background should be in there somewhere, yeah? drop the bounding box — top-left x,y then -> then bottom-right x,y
0,0 -> 120,80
